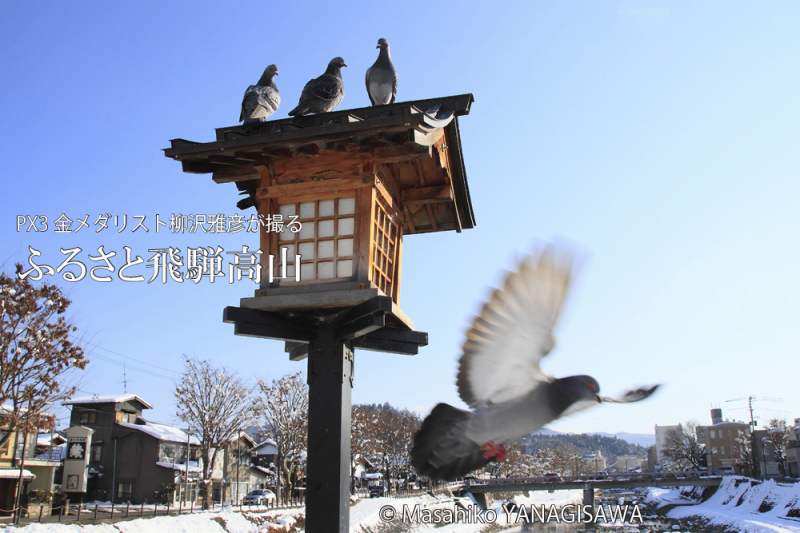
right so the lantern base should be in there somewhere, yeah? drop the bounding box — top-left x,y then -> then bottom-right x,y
223,296 -> 427,360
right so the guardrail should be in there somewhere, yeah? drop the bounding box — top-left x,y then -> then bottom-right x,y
463,474 -> 723,493
4,496 -> 308,526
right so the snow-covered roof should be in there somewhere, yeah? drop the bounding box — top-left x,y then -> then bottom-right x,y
37,433 -> 67,447
156,461 -> 201,473
0,468 -> 35,480
63,394 -> 153,409
229,432 -> 256,447
119,421 -> 200,445
254,439 -> 278,454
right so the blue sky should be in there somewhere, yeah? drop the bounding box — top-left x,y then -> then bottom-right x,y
1,2 -> 798,434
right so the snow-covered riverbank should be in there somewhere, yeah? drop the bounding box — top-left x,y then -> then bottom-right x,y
647,476 -> 800,533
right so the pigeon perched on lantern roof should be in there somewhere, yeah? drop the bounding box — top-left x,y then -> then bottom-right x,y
410,246 -> 659,481
239,64 -> 280,123
365,38 -> 397,106
288,57 -> 347,116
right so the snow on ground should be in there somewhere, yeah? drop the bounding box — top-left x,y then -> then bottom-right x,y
644,486 -> 702,510
0,488 -> 595,533
647,476 -> 800,533
0,510 -> 259,533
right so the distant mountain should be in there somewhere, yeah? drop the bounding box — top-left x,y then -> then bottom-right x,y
591,432 -> 655,448
522,432 -> 646,461
533,429 -> 654,448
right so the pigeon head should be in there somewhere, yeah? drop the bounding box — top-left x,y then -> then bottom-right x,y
552,375 -> 601,412
329,57 -> 347,69
257,64 -> 278,85
376,38 -> 390,49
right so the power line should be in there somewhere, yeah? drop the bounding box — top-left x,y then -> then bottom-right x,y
84,342 -> 183,377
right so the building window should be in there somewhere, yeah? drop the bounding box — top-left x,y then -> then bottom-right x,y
91,443 -> 103,462
117,480 -> 134,500
79,411 -> 97,425
278,197 -> 355,281
0,432 -> 8,454
66,474 -> 80,490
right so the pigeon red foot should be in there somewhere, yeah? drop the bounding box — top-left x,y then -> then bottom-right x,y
480,442 -> 506,462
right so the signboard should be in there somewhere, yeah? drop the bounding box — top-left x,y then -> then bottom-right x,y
63,426 -> 94,493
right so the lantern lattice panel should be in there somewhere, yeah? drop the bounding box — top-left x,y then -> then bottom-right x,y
277,197 -> 356,281
371,196 -> 401,299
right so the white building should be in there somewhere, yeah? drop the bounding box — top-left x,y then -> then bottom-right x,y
655,424 -> 682,465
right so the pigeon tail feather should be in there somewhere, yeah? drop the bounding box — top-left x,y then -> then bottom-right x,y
411,403 -> 492,481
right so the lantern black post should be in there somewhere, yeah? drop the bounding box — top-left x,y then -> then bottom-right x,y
305,327 -> 353,533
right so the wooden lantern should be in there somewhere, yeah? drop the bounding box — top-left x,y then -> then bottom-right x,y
165,94 -> 475,327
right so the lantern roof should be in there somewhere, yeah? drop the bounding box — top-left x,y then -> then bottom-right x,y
164,93 -> 476,234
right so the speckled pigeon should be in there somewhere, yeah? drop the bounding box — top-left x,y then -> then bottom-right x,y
240,64 -> 280,123
411,247 -> 659,481
365,38 -> 397,106
288,57 -> 346,116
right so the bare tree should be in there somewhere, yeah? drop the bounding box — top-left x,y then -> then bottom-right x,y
350,403 -> 418,492
1,266 -> 87,447
766,419 -> 792,476
351,404 -> 372,490
733,430 -> 753,476
255,373 -> 308,503
492,443 -> 540,478
2,266 -> 87,521
663,423 -> 706,470
550,443 -> 583,477
175,357 -> 254,509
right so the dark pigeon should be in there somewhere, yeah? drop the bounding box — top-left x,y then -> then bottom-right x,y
240,64 -> 280,123
288,57 -> 346,116
411,247 -> 659,481
365,38 -> 397,106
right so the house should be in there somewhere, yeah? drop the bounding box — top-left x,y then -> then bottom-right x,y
579,450 -> 607,474
62,394 -> 201,504
751,429 -> 781,478
787,419 -> 800,477
695,409 -> 751,475
0,407 -> 61,518
253,438 -> 278,468
210,432 -> 270,504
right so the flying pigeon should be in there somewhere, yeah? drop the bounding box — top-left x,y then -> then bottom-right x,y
411,247 -> 659,481
240,64 -> 280,123
288,57 -> 347,116
365,38 -> 397,106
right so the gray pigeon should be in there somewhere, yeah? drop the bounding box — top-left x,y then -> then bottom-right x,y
411,247 -> 659,481
240,64 -> 280,123
288,57 -> 346,116
365,38 -> 397,106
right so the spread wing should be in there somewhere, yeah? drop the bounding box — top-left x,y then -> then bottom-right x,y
456,247 -> 573,408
